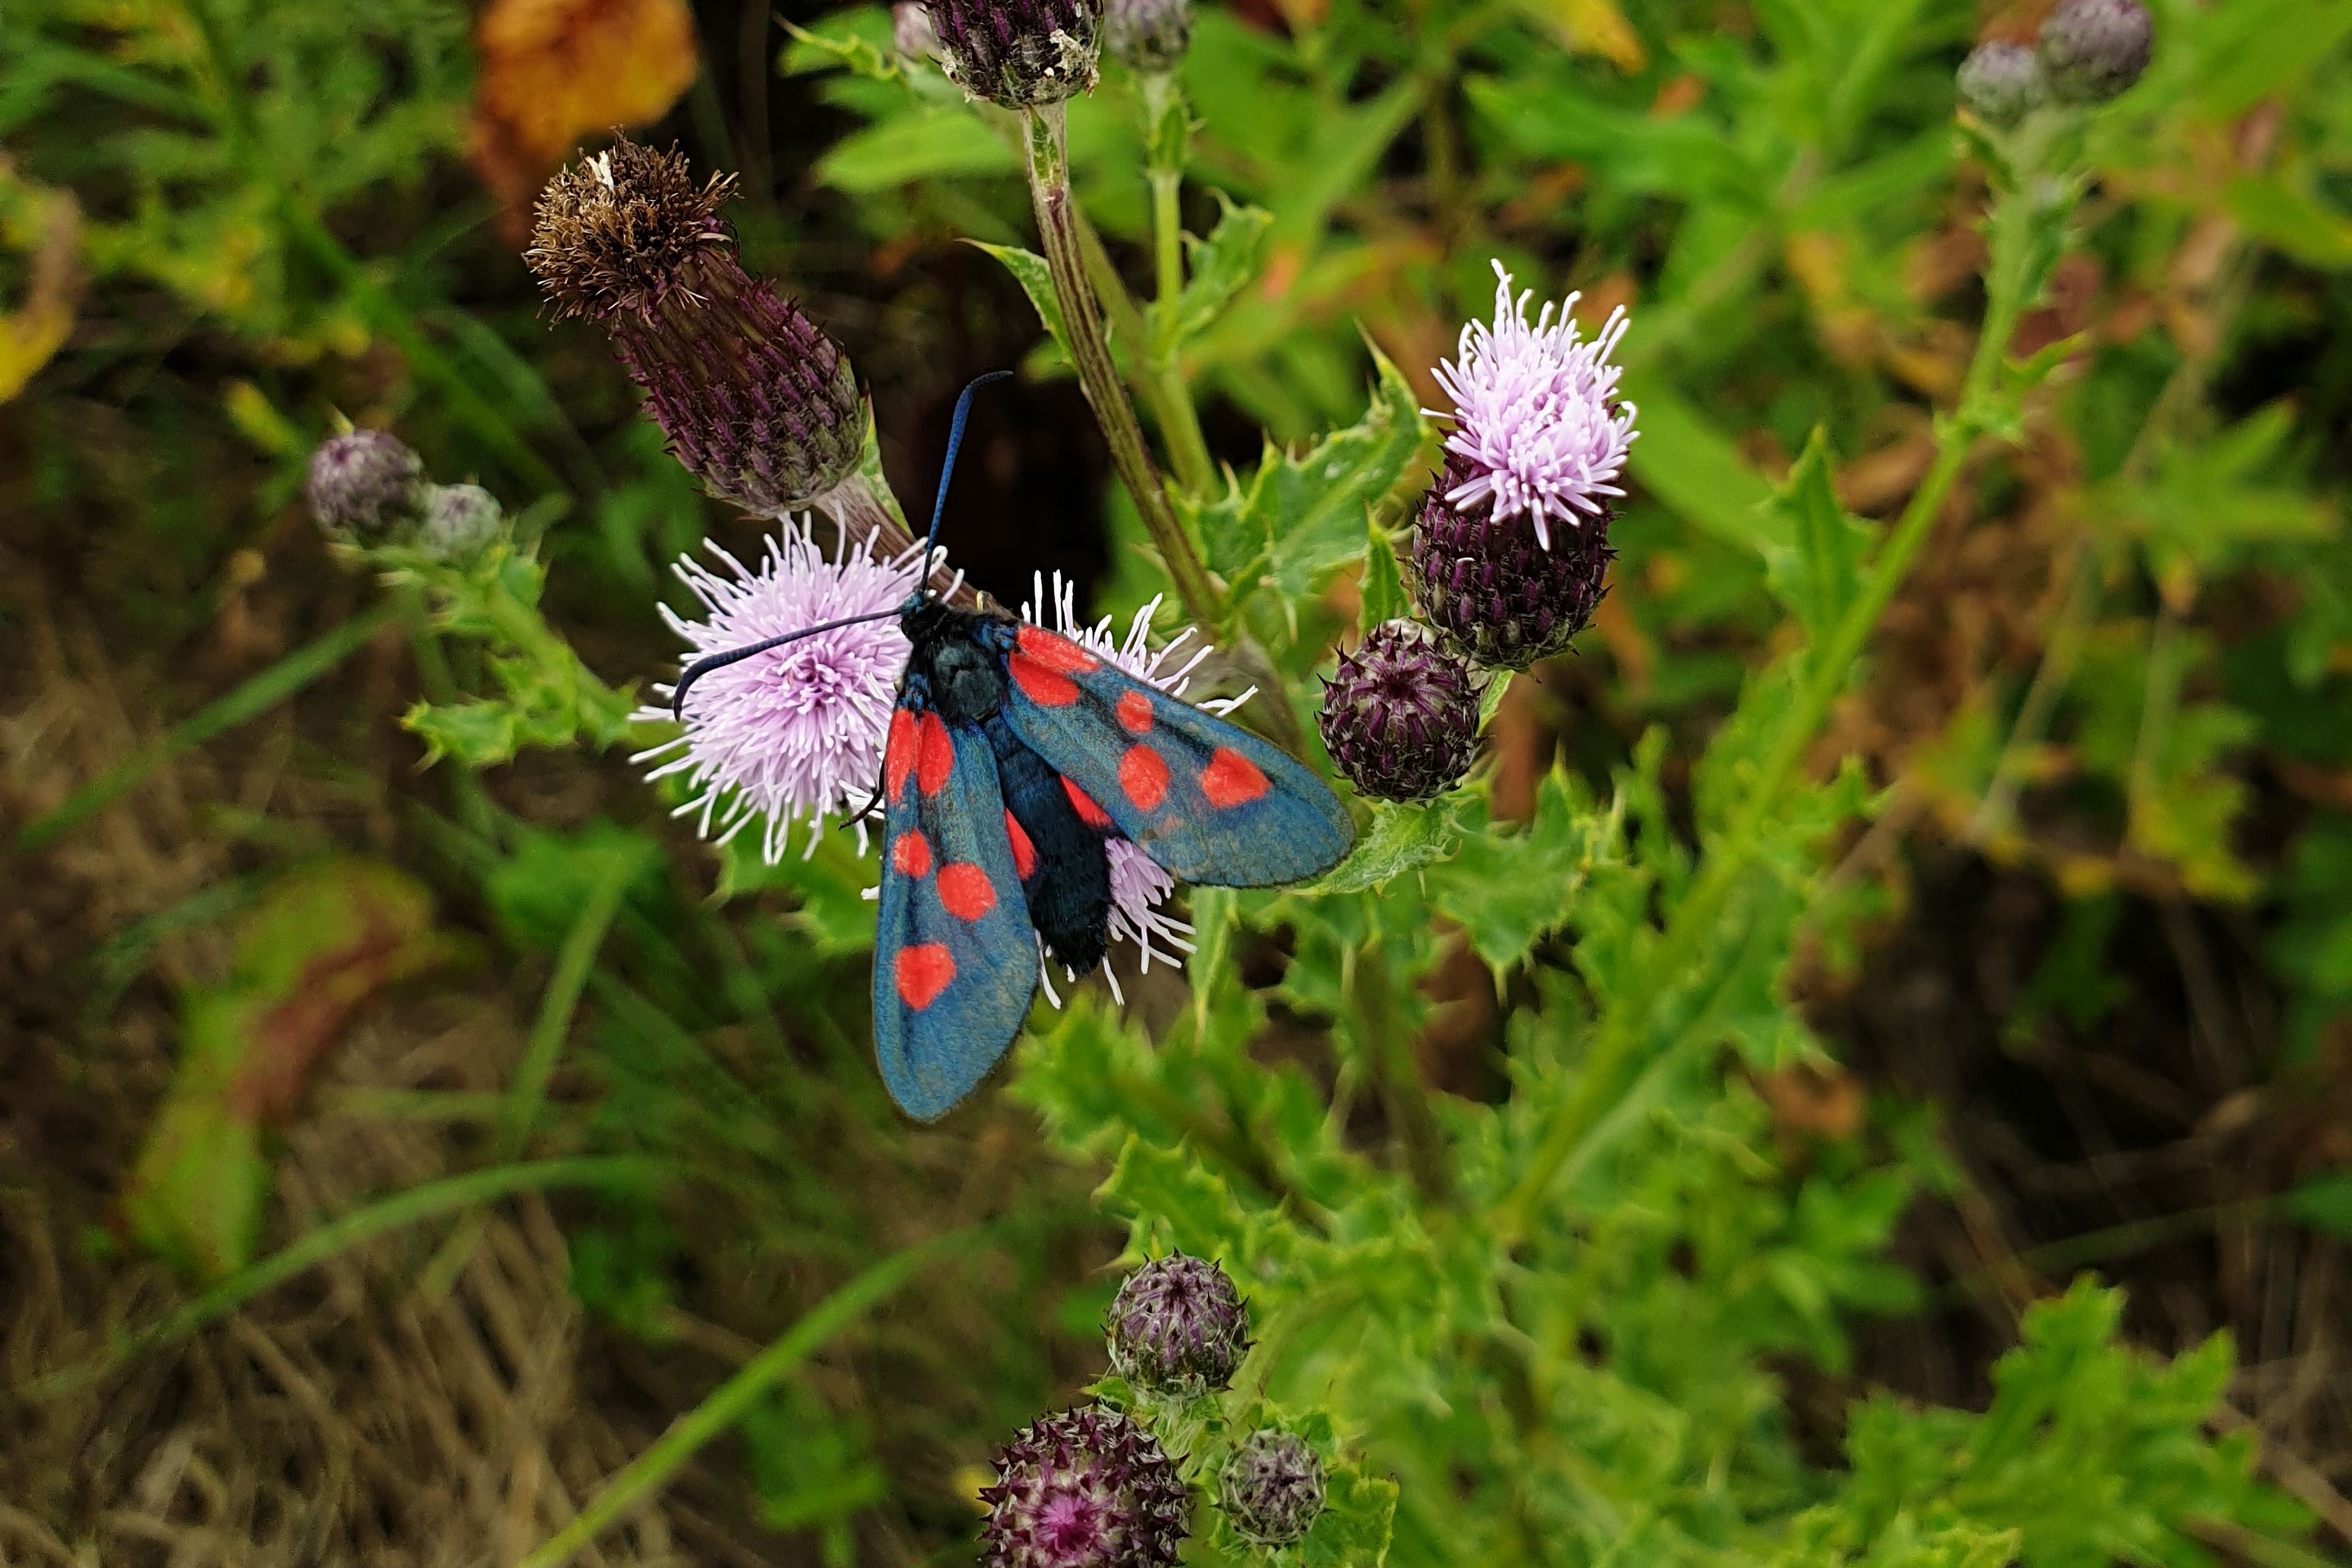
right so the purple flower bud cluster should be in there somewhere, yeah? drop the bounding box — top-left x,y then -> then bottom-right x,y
306,431 -> 506,564
926,0 -> 1102,108
982,1255 -> 1331,1566
1104,0 -> 1188,73
1956,0 -> 2151,125
1321,262 -> 1638,802
527,139 -> 865,516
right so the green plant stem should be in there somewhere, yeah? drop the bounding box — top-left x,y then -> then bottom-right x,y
16,1158 -> 658,1402
513,1234 -> 963,1568
1350,940 -> 1454,1205
1494,176 -> 2041,1248
20,595 -> 411,851
1135,70 -> 1217,498
1077,212 -> 1218,502
1023,103 -> 1220,628
815,468 -> 985,610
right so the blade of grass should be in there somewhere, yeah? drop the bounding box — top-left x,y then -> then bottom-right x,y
16,1157 -> 659,1402
19,596 -> 411,852
514,1231 -> 971,1568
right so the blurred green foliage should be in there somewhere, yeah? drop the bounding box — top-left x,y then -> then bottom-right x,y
7,0 -> 2352,1563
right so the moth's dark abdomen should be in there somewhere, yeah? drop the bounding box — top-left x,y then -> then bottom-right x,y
985,713 -> 1111,974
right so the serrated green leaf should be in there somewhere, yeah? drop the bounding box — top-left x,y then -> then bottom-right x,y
818,108 -> 1020,193
1359,517 -> 1408,633
1427,773 -> 1615,971
1301,797 -> 1466,894
968,240 -> 1069,356
1759,430 -> 1870,660
1173,192 -> 1273,343
1298,1460 -> 1399,1568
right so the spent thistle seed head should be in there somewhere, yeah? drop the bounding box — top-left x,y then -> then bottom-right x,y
926,0 -> 1103,107
527,138 -> 866,513
2037,0 -> 2152,104
1411,451 -> 1614,670
306,429 -> 425,545
1957,41 -> 2046,127
1219,1430 -> 1326,1547
981,1405 -> 1188,1568
1318,621 -> 1482,802
1104,1251 -> 1248,1396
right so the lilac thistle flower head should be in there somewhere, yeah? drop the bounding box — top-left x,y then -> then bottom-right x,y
1431,261 -> 1637,551
635,520 -> 919,862
1021,572 -> 1254,1004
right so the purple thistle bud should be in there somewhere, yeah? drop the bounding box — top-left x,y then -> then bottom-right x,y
1411,452 -> 1614,670
926,0 -> 1102,108
416,482 -> 504,563
634,521 -> 920,862
1105,1252 -> 1248,1397
1104,0 -> 1189,72
981,1405 -> 1188,1568
527,139 -> 865,514
306,429 -> 424,544
2037,0 -> 2152,104
1218,1430 -> 1326,1547
1431,261 -> 1636,552
1957,41 -> 2046,127
1318,621 -> 1480,803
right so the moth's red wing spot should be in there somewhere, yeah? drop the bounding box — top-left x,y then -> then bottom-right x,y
894,943 -> 955,1010
1004,810 -> 1038,880
1115,689 -> 1153,735
936,863 -> 996,922
1062,777 -> 1114,829
884,709 -> 918,803
1009,653 -> 1079,707
891,830 -> 933,878
1118,744 -> 1171,812
915,712 -> 955,796
1015,623 -> 1101,675
1200,747 -> 1270,810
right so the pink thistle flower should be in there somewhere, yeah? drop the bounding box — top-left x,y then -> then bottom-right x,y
1430,260 -> 1637,551
1023,572 -> 1254,1003
635,520 -> 919,862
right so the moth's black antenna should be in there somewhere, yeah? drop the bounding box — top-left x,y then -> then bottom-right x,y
922,369 -> 1013,575
670,607 -> 900,722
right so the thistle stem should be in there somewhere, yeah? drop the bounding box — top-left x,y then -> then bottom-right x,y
814,468 -> 983,611
1023,103 -> 1221,628
1493,168 -> 2043,1247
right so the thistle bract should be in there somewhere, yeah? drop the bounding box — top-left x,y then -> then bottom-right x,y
2037,0 -> 2152,104
926,0 -> 1102,107
1219,1430 -> 1326,1546
306,430 -> 424,544
1319,621 -> 1481,802
1412,453 -> 1613,669
1958,41 -> 2045,127
981,1405 -> 1188,1568
1104,1251 -> 1248,1396
527,139 -> 864,513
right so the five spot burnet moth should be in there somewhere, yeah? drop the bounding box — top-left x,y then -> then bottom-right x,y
674,374 -> 1355,1120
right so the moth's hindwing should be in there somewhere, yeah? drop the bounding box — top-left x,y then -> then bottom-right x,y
995,624 -> 1355,886
873,704 -> 1040,1120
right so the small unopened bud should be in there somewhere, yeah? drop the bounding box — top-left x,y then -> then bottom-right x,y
1104,0 -> 1188,73
2036,0 -> 2152,104
417,483 -> 504,562
893,0 -> 940,59
306,429 -> 424,544
1106,1253 -> 1248,1397
527,139 -> 865,514
1957,41 -> 2045,128
1219,1430 -> 1325,1547
926,0 -> 1102,107
981,1405 -> 1188,1568
1318,621 -> 1481,803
